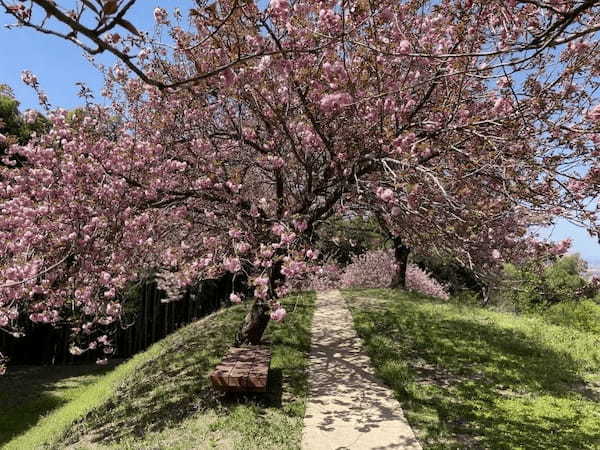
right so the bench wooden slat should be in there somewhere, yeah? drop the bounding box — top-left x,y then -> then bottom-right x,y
210,345 -> 271,392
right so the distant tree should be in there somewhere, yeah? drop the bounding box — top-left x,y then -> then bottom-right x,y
0,84 -> 49,165
312,216 -> 383,266
498,254 -> 595,312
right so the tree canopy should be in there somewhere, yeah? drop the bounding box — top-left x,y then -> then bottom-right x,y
0,0 -> 599,370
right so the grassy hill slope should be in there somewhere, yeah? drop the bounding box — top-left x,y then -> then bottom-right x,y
4,292 -> 314,450
345,289 -> 600,450
0,363 -> 118,446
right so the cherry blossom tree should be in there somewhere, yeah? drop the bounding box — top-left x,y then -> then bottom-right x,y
1,0 -> 599,372
340,249 -> 450,300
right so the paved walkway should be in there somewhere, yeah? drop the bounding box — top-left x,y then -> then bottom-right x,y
301,290 -> 422,450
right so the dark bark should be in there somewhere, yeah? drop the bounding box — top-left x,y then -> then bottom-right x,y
234,299 -> 271,345
390,237 -> 410,289
480,285 -> 490,306
269,258 -> 285,299
235,259 -> 285,345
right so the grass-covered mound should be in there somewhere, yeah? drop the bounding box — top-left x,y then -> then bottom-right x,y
4,292 -> 315,450
345,289 -> 600,449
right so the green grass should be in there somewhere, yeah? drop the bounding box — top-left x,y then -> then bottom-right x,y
543,299 -> 600,334
4,292 -> 315,450
0,363 -> 118,446
345,289 -> 600,450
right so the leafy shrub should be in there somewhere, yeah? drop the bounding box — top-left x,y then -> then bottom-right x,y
340,250 -> 449,300
497,255 -> 593,312
0,89 -> 49,147
543,299 -> 600,334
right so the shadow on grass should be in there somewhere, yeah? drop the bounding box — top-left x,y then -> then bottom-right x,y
68,309 -> 248,444
347,290 -> 600,449
64,294 -> 314,446
218,368 -> 284,409
0,392 -> 67,446
0,364 -> 117,446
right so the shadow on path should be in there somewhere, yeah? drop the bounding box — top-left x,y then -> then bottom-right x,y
302,290 -> 422,449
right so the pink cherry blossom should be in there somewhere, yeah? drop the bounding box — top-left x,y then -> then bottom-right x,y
223,257 -> 242,273
269,0 -> 289,19
69,346 -> 84,356
550,238 -> 572,256
153,7 -> 167,24
492,97 -> 513,115
293,219 -> 308,232
587,105 -> 600,121
376,187 -> 395,203
106,302 -> 121,316
228,228 -> 242,239
24,109 -> 38,124
497,76 -> 512,88
319,92 -> 352,113
20,70 -> 38,86
270,307 -> 287,322
235,242 -> 251,253
398,40 -> 411,54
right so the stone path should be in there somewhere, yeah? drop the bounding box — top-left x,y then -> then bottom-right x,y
301,290 -> 422,450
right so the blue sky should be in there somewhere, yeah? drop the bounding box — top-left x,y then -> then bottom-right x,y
1,4 -> 598,264
0,2 -> 156,110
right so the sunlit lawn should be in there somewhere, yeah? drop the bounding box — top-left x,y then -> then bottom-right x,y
345,288 -> 600,450
0,363 -> 117,446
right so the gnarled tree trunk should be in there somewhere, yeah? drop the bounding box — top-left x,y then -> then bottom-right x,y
234,261 -> 284,346
389,237 -> 410,289
234,299 -> 270,345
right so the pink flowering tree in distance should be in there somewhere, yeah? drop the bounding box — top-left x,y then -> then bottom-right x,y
340,249 -> 450,300
1,0 -> 600,372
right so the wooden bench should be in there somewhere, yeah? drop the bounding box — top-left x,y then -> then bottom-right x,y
210,346 -> 271,392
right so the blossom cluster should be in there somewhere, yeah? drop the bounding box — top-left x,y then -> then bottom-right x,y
292,263 -> 344,292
